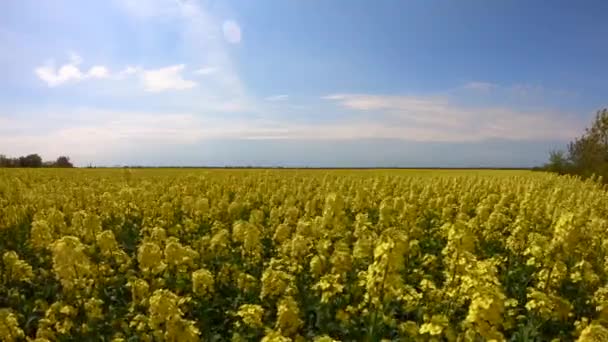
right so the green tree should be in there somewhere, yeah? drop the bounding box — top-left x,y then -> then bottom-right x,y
567,108 -> 608,178
19,154 -> 43,167
55,156 -> 74,168
545,108 -> 608,180
545,150 -> 570,175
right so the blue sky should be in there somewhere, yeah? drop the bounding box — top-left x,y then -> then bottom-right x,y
1,0 -> 606,167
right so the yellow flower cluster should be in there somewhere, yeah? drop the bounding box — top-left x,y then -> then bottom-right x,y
0,309 -> 24,342
2,168 -> 608,340
2,251 -> 33,283
49,236 -> 93,290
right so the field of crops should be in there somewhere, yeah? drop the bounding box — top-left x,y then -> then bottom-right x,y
1,168 -> 608,341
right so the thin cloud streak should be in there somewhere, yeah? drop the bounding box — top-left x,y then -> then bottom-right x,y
265,94 -> 289,102
141,64 -> 197,92
323,93 -> 583,141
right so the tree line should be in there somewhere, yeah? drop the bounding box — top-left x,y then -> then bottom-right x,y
0,154 -> 74,168
540,108 -> 608,181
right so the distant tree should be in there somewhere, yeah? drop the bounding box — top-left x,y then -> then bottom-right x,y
543,108 -> 608,180
567,109 -> 608,177
55,156 -> 74,168
544,150 -> 571,175
0,154 -> 74,168
18,154 -> 43,167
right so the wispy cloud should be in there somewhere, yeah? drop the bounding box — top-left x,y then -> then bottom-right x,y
194,66 -> 218,75
112,0 -> 252,108
463,81 -> 497,91
222,20 -> 242,44
141,64 -> 197,92
323,93 -> 582,141
265,94 -> 289,102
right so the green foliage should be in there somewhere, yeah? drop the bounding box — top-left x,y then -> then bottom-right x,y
0,154 -> 74,168
544,108 -> 608,181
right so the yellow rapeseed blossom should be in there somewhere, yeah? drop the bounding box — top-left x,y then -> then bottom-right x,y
4,168 -> 608,340
30,219 -> 54,250
50,236 -> 93,289
148,289 -> 182,330
164,237 -> 199,271
84,298 -> 104,320
261,267 -> 295,299
165,316 -> 200,342
192,268 -> 215,297
276,296 -> 303,336
0,309 -> 24,342
577,323 -> 608,342
237,304 -> 264,328
2,251 -> 34,282
261,329 -> 292,342
313,335 -> 340,342
96,230 -> 119,255
137,242 -> 166,275
313,274 -> 344,303
128,278 -> 150,305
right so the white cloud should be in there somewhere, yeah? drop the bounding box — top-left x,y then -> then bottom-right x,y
35,61 -> 84,87
35,54 -> 115,86
116,65 -> 141,79
463,81 -> 496,91
194,66 -> 218,75
141,64 -> 197,92
265,94 -> 289,102
88,66 -> 109,78
222,20 -> 241,44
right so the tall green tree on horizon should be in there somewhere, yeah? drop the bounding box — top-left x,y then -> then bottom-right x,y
545,108 -> 608,180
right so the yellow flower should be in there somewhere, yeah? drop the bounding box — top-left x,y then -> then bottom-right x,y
137,242 -> 166,275
84,298 -> 104,320
148,289 -> 182,330
30,219 -> 54,250
236,271 -> 258,293
192,268 -> 215,297
313,274 -> 344,303
128,278 -> 150,305
0,309 -> 24,342
210,229 -> 230,255
399,321 -> 418,337
577,323 -> 608,342
50,236 -> 93,289
261,329 -> 292,342
276,296 -> 302,336
164,237 -> 199,271
273,224 -> 292,244
419,315 -> 448,336
166,316 -> 200,342
314,335 -> 340,342
309,255 -> 325,278
237,304 -> 264,328
71,210 -> 102,243
232,221 -> 262,258
335,309 -> 350,324
261,268 -> 294,300
2,251 -> 34,282
96,230 -> 119,255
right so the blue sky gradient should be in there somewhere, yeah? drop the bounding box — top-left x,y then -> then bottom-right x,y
1,0 -> 606,166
